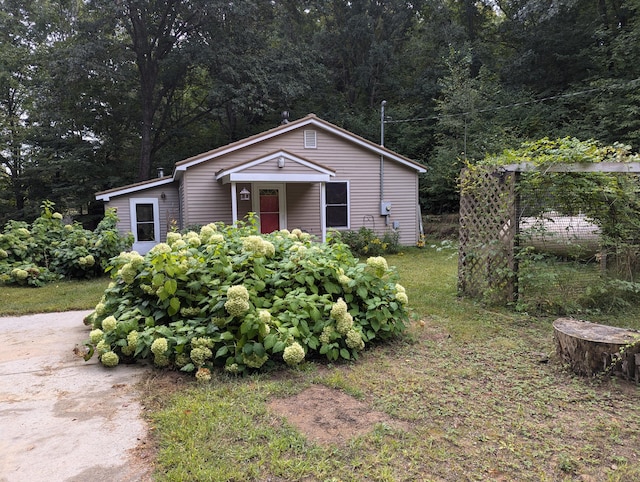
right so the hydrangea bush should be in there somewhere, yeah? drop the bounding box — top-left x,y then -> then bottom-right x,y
84,219 -> 409,375
0,201 -> 132,286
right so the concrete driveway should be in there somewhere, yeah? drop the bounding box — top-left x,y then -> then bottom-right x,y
0,311 -> 152,482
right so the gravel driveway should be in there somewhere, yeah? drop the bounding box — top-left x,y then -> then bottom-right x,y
0,311 -> 151,482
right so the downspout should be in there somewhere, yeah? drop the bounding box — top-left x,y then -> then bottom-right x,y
380,100 -> 386,201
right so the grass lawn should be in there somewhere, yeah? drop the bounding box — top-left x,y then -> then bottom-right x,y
3,244 -> 639,481
0,277 -> 110,316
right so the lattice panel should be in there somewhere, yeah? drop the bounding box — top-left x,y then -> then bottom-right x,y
458,169 -> 517,303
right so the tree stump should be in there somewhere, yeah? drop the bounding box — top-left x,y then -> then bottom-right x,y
553,318 -> 640,382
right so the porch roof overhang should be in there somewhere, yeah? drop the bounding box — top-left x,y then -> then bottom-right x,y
218,172 -> 333,184
215,150 -> 335,184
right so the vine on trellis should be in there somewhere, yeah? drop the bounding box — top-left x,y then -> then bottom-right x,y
458,138 -> 640,314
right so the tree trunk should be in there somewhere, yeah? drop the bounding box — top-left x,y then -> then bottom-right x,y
553,318 -> 640,382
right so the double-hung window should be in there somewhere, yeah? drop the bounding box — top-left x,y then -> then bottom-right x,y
325,182 -> 349,228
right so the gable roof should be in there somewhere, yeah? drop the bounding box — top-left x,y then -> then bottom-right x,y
175,113 -> 426,174
95,114 -> 426,201
215,150 -> 336,184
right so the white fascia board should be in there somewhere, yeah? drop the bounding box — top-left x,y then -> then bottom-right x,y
218,173 -> 333,184
95,178 -> 175,202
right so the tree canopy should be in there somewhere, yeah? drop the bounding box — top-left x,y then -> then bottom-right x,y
1,0 -> 639,223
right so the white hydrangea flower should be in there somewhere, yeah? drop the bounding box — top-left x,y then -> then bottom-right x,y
227,285 -> 249,301
283,342 -> 305,365
258,309 -> 272,325
190,347 -> 212,367
150,243 -> 172,255
366,256 -> 388,275
225,297 -> 250,317
151,338 -> 168,356
101,351 -> 119,367
89,329 -> 104,344
101,316 -> 117,332
396,292 -> 409,305
330,298 -> 348,320
336,311 -> 354,335
166,232 -> 182,246
346,329 -> 365,350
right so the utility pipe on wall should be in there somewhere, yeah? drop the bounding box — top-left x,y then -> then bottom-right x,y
380,100 -> 389,226
380,100 -> 386,203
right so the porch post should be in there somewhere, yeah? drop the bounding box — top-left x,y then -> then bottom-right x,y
320,182 -> 326,242
231,182 -> 238,225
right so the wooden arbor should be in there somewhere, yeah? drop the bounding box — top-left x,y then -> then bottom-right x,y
458,162 -> 640,304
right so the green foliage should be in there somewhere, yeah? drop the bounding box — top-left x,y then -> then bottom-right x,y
0,203 -> 132,286
329,227 -> 400,257
84,221 -> 409,375
469,138 -> 640,314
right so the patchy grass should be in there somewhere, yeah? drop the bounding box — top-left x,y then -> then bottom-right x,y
143,243 -> 640,481
2,244 -> 636,479
0,277 -> 109,316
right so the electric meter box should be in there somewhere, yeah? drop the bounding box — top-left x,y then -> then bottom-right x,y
380,201 -> 392,215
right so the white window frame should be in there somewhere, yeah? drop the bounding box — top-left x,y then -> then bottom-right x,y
324,181 -> 350,230
130,198 -> 160,254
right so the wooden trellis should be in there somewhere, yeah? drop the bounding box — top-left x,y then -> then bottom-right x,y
458,168 -> 517,302
458,162 -> 640,306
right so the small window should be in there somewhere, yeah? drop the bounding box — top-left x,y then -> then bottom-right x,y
325,182 -> 348,228
304,130 -> 317,149
135,203 -> 156,241
130,198 -> 160,254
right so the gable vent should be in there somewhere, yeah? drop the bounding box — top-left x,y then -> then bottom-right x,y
304,130 -> 317,149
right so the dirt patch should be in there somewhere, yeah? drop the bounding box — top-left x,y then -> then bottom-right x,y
268,384 -> 408,445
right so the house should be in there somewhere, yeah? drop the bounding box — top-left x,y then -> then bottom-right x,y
95,114 -> 426,254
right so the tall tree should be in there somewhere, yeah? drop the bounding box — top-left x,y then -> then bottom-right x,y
0,0 -> 46,221
117,0 -> 208,180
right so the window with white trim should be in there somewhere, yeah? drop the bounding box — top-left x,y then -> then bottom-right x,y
325,182 -> 348,228
135,203 -> 156,241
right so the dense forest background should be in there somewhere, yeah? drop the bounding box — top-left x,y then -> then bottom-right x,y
1,0 -> 638,225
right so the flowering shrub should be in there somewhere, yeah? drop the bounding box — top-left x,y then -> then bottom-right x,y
330,226 -> 400,256
83,219 -> 409,375
0,201 -> 132,286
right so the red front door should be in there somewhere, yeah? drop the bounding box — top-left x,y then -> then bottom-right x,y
259,189 -> 280,233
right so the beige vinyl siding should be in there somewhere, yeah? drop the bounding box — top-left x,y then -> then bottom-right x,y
315,131 -> 420,245
180,127 -> 421,244
241,157 -> 322,175
106,197 -> 131,237
380,161 -> 420,245
314,132 -> 388,238
285,183 -> 322,238
180,134 -> 315,226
